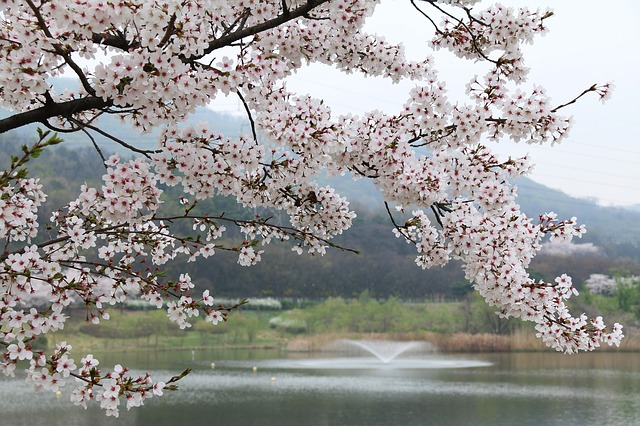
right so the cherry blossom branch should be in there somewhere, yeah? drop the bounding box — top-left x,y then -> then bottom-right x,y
91,31 -> 139,52
157,14 -> 177,48
0,223 -> 126,263
23,0 -> 96,97
425,1 -> 498,65
186,0 -> 331,61
58,260 -> 248,317
384,201 -> 418,244
219,8 -> 252,39
0,97 -> 112,134
408,126 -> 456,147
156,214 -> 360,254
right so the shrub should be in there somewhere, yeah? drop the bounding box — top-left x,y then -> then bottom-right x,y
268,316 -> 308,334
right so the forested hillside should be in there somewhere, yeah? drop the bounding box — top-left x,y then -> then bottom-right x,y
2,118 -> 640,300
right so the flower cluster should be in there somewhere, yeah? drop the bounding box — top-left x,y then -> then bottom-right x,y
70,355 -> 167,417
0,177 -> 45,242
432,3 -> 553,81
74,154 -> 162,224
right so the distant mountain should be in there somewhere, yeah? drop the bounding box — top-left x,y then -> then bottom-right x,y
322,174 -> 640,251
513,179 -> 640,248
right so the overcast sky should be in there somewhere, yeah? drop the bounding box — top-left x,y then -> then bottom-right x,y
213,1 -> 640,207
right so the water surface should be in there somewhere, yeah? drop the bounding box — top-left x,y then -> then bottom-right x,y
2,350 -> 639,425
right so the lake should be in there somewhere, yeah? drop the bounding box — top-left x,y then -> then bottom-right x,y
2,347 -> 639,425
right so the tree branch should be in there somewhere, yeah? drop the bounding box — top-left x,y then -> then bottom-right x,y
186,0 -> 331,61
91,31 -> 140,52
0,97 -> 112,134
3,2 -> 331,137
384,201 -> 418,245
24,0 -> 96,96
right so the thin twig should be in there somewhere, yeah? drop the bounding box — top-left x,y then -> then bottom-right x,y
551,84 -> 597,113
155,213 -> 360,254
66,117 -> 160,157
411,0 -> 443,35
384,201 -> 418,244
237,91 -> 258,145
79,126 -> 107,165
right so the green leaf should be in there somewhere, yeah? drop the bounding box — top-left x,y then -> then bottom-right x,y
44,133 -> 64,146
36,127 -> 50,139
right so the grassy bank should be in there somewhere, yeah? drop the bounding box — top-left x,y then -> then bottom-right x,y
48,296 -> 640,354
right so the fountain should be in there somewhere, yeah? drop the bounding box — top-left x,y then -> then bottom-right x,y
219,339 -> 492,370
338,339 -> 429,364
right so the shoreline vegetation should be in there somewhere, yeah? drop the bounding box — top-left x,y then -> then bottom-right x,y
47,295 -> 640,355
50,328 -> 640,355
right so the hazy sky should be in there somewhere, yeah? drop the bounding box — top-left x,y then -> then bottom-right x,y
212,1 -> 640,207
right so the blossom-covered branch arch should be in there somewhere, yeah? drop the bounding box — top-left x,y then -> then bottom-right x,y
0,0 -> 622,416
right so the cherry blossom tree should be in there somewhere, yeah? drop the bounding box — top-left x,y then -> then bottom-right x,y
0,0 -> 624,416
585,274 -> 618,296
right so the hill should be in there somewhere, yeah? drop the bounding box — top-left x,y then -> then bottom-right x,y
3,84 -> 640,298
320,172 -> 640,250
